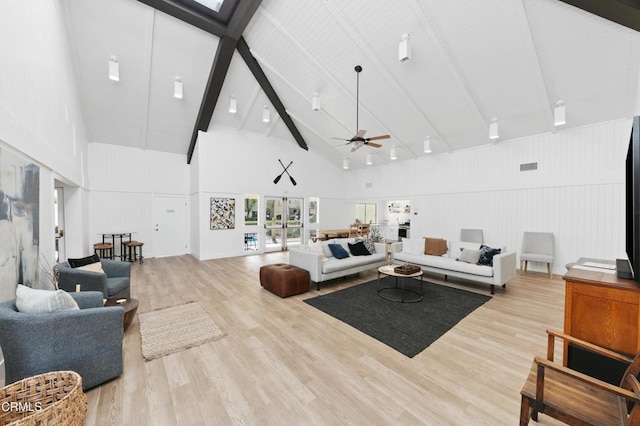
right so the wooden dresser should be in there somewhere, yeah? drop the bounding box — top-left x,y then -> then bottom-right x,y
563,267 -> 640,362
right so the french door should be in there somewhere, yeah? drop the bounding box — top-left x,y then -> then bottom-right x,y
264,196 -> 303,251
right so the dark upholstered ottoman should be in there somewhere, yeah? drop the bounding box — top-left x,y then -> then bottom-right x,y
260,263 -> 310,298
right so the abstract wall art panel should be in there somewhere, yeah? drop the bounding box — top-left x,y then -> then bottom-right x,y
0,148 -> 39,301
210,197 -> 235,230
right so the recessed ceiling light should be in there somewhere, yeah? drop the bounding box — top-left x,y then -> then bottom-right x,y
366,152 -> 373,165
262,105 -> 270,123
390,146 -> 398,160
343,158 -> 350,170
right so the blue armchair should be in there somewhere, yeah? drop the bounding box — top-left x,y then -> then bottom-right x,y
57,259 -> 131,299
0,291 -> 124,390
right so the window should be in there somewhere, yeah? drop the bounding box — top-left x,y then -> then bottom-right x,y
244,196 -> 258,226
309,197 -> 319,224
193,0 -> 224,12
355,203 -> 377,224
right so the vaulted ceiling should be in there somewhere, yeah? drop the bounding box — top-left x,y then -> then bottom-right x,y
62,0 -> 640,169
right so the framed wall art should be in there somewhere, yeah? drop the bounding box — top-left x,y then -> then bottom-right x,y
210,197 -> 235,230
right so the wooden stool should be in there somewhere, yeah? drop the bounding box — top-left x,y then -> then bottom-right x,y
126,241 -> 144,264
93,242 -> 113,259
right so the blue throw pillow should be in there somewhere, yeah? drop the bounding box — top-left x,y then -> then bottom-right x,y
328,243 -> 350,259
478,245 -> 501,266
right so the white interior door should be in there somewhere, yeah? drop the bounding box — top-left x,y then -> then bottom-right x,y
153,195 -> 187,258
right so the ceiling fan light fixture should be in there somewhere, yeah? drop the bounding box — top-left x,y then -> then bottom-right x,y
424,136 -> 432,153
108,56 -> 119,82
229,96 -> 237,114
343,158 -> 350,170
399,33 -> 411,62
390,146 -> 398,160
366,152 -> 373,165
554,101 -> 566,126
174,77 -> 183,99
489,118 -> 499,140
312,92 -> 321,111
262,105 -> 270,123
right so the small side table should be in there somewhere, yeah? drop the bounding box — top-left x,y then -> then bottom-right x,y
105,298 -> 139,331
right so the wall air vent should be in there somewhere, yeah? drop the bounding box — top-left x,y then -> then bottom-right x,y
520,162 -> 538,172
365,182 -> 373,188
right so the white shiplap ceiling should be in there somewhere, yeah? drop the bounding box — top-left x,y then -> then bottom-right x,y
62,0 -> 640,169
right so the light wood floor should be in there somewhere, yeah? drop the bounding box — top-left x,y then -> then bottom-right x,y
85,253 -> 567,425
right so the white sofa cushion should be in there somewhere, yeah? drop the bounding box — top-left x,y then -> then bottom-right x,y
322,252 -> 386,274
394,252 -> 494,277
402,238 -> 424,255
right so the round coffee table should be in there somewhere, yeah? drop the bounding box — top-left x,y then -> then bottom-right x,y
377,265 -> 424,303
105,298 -> 139,331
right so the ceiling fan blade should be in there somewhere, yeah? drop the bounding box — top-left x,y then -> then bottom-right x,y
356,129 -> 367,138
331,137 -> 350,141
366,134 -> 390,141
366,142 -> 382,148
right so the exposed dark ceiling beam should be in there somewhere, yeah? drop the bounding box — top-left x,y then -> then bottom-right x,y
136,0 -> 226,37
187,36 -> 236,162
226,0 -> 262,40
557,0 -> 640,32
236,37 -> 309,151
138,0 -> 309,163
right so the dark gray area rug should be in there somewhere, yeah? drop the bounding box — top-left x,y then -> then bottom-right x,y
304,277 -> 491,358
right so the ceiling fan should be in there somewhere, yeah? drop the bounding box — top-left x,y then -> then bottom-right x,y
332,65 -> 390,152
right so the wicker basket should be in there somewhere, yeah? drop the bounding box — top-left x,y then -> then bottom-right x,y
0,370 -> 87,426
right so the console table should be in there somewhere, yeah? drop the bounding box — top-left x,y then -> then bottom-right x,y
563,266 -> 640,382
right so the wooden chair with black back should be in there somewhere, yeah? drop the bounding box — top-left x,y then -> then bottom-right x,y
520,329 -> 640,425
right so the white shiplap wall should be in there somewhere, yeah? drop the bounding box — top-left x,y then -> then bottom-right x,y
346,119 -> 630,275
87,143 -> 189,258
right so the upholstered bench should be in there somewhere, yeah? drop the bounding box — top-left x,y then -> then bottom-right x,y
260,263 -> 309,298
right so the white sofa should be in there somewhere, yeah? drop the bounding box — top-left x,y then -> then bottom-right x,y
391,239 -> 516,294
289,238 -> 387,290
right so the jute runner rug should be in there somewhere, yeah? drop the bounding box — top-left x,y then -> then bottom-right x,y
138,302 -> 225,360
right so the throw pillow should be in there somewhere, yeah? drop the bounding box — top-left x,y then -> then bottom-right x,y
457,248 -> 481,264
77,261 -> 105,274
321,240 -> 335,258
362,239 -> 376,254
478,245 -> 502,266
348,241 -> 371,256
424,238 -> 448,256
15,284 -> 80,313
68,254 -> 100,268
401,238 -> 424,255
448,241 -> 481,259
328,243 -> 350,259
